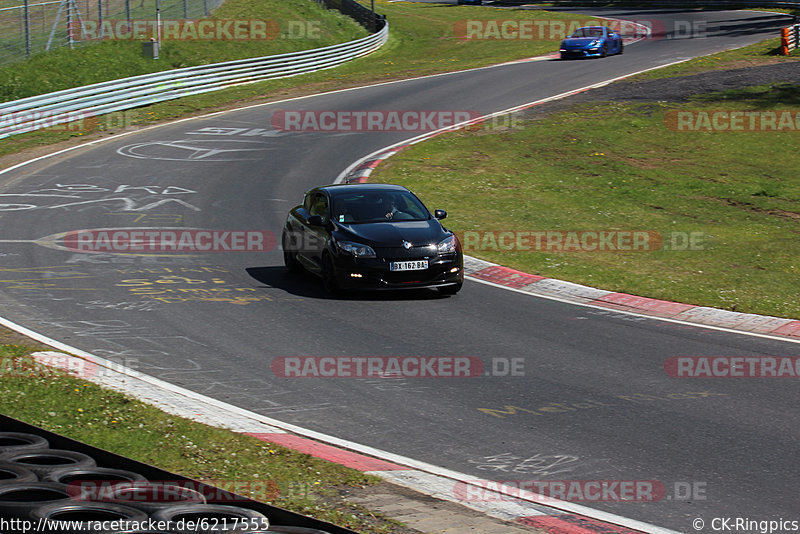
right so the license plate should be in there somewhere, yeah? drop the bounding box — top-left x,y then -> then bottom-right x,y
390,260 -> 428,271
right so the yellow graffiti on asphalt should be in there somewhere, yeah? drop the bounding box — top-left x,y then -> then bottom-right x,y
113,266 -> 229,274
115,274 -> 279,305
0,265 -> 98,290
479,391 -> 728,419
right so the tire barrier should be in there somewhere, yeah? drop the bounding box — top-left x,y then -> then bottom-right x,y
0,433 -> 49,454
45,466 -> 148,485
0,463 -> 38,485
0,481 -> 72,518
0,449 -> 96,479
0,415 -> 347,534
95,482 -> 207,514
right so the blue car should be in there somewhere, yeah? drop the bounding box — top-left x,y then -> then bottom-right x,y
457,0 -> 481,4
560,26 -> 623,59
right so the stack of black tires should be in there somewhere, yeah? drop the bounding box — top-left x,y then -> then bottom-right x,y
0,416 -> 358,534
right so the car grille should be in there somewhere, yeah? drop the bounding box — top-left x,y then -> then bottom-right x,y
376,245 -> 437,259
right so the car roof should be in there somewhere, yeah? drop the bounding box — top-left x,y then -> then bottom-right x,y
309,184 -> 412,197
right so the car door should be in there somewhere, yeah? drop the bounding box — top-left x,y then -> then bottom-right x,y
295,191 -> 330,273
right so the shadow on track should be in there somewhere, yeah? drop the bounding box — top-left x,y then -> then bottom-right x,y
245,266 -> 449,301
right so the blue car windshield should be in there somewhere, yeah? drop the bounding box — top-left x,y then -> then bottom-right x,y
570,28 -> 605,38
330,191 -> 430,223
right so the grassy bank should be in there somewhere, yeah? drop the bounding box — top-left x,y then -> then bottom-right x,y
369,84 -> 800,319
0,341 -> 408,533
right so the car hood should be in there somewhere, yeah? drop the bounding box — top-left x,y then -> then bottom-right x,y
562,37 -> 601,46
336,219 -> 446,248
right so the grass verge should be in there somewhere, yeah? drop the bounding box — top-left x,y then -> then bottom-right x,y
369,83 -> 800,319
0,340 -> 409,533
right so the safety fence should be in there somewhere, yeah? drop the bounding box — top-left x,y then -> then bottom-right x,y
315,0 -> 385,32
0,0 -> 222,65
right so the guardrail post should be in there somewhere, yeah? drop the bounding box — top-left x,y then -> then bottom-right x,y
23,0 -> 31,57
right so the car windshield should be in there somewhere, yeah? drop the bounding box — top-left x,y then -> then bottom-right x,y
570,28 -> 604,38
330,191 -> 430,223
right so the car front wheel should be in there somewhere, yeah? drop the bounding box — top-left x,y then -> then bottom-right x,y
321,254 -> 340,294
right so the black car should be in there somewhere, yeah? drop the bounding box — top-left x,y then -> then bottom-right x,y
282,184 -> 463,294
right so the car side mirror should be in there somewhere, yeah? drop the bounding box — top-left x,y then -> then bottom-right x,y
434,209 -> 447,220
308,214 -> 324,226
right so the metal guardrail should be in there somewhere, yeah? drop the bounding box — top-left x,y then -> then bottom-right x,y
0,22 -> 388,139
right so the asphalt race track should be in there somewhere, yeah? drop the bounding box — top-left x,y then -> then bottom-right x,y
1,7 -> 799,532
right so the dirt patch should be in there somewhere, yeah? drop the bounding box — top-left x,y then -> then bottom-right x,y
0,325 -> 51,350
520,60 -> 800,120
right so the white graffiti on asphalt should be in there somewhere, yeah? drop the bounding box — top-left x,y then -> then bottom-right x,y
0,183 -> 200,212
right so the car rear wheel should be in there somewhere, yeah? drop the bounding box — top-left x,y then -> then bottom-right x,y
618,41 -> 624,54
321,254 -> 340,294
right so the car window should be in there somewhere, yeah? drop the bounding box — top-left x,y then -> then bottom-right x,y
330,191 -> 429,223
309,193 -> 329,221
571,28 -> 604,38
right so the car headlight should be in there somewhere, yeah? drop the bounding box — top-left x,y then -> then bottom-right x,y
337,241 -> 376,258
589,40 -> 601,46
437,234 -> 458,254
